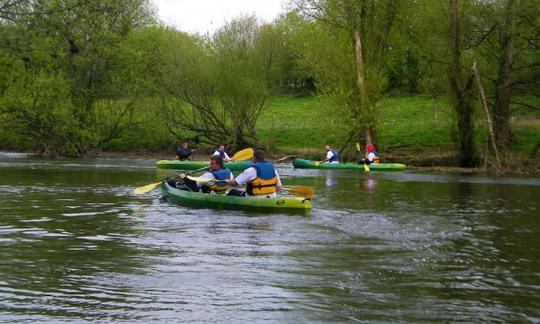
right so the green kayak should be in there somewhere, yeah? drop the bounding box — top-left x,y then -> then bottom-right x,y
156,160 -> 252,171
293,158 -> 406,171
161,182 -> 312,213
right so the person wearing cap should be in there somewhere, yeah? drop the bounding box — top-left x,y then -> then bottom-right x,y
359,143 -> 380,164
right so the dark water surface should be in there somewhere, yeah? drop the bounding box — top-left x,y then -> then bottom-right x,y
0,153 -> 539,322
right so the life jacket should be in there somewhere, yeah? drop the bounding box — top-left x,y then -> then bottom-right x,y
329,149 -> 339,162
372,150 -> 380,163
246,162 -> 277,196
215,150 -> 226,159
208,169 -> 232,194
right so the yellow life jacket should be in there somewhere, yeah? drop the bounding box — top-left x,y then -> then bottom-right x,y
246,162 -> 277,196
208,169 -> 231,194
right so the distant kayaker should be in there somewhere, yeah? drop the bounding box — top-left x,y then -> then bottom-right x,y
212,144 -> 231,162
179,156 -> 233,194
226,149 -> 282,198
323,145 -> 340,163
176,140 -> 195,161
359,143 -> 380,164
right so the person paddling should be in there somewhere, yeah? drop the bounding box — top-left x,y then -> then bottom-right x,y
179,156 -> 233,193
176,140 -> 195,161
226,149 -> 282,198
212,144 -> 231,162
323,145 -> 340,163
359,143 -> 380,164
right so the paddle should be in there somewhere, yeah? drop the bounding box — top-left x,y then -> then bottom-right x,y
230,147 -> 254,162
356,142 -> 369,172
281,185 -> 315,198
134,165 -> 210,195
186,176 -> 314,198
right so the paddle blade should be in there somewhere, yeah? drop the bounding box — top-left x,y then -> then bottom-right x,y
134,182 -> 162,195
355,142 -> 361,152
231,148 -> 254,161
283,185 -> 315,198
186,175 -> 214,183
315,161 -> 321,167
364,163 -> 370,172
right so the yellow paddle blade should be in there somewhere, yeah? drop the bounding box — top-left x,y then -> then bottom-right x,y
186,175 -> 215,183
134,182 -> 162,195
283,185 -> 315,198
355,142 -> 361,152
315,161 -> 321,167
364,163 -> 370,172
230,148 -> 254,161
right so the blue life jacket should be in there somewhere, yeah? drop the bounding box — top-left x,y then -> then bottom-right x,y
247,162 -> 277,195
209,168 -> 232,194
329,149 -> 340,162
215,150 -> 226,158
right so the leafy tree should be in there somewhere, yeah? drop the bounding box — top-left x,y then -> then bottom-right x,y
290,0 -> 400,148
158,16 -> 278,149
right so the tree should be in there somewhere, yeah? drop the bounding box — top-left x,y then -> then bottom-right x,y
0,0 -> 157,154
158,16 -> 277,149
290,0 -> 400,148
475,0 -> 540,152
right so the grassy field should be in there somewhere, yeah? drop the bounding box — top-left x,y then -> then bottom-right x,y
257,94 -> 539,165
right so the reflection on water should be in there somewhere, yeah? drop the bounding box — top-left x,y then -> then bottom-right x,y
0,156 -> 539,322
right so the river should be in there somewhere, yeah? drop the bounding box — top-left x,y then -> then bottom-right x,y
0,152 -> 538,322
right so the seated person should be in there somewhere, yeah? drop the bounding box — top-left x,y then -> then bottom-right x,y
226,149 -> 282,198
179,156 -> 233,194
176,141 -> 195,161
212,144 -> 231,162
359,143 -> 380,164
323,145 -> 340,163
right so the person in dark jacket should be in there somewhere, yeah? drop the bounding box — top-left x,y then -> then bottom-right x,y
176,141 -> 195,161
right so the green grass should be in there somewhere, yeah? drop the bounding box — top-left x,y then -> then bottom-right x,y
258,94 -> 455,155
257,94 -> 539,162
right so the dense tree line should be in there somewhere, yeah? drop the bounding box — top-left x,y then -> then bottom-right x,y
0,0 -> 538,167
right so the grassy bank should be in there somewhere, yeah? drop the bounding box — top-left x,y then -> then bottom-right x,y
257,95 -> 539,168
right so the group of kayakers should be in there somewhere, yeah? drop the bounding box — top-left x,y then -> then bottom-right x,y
172,142 -> 281,198
171,140 -> 379,197
324,143 -> 380,165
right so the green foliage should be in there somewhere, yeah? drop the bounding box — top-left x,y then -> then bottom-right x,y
0,71 -> 79,155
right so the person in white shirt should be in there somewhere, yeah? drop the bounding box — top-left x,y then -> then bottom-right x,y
323,145 -> 340,163
359,143 -> 380,164
227,149 -> 282,198
179,156 -> 233,193
212,144 -> 231,162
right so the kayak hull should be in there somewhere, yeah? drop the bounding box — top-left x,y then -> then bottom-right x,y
156,160 -> 252,171
293,158 -> 406,171
161,182 -> 312,213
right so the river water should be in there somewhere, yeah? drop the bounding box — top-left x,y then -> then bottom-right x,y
0,152 -> 538,322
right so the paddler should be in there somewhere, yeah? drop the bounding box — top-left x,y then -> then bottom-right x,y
212,144 -> 231,162
359,143 -> 380,164
179,156 -> 233,194
226,149 -> 282,198
322,145 -> 340,163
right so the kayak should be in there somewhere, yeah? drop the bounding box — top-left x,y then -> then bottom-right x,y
161,182 -> 312,213
156,160 -> 252,171
293,158 -> 406,171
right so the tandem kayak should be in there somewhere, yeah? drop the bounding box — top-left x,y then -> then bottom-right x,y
156,160 -> 252,171
293,158 -> 406,171
161,182 -> 312,213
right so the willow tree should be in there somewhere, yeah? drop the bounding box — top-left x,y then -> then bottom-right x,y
159,15 -> 277,149
290,0 -> 399,147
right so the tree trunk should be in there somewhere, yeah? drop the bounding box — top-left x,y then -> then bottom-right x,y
449,0 -> 476,167
492,0 -> 516,151
353,28 -> 376,146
